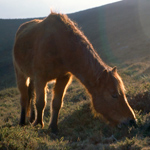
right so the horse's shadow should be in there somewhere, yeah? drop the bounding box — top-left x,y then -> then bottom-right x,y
42,101 -> 109,140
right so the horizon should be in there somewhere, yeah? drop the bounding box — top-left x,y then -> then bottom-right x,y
0,0 -> 121,19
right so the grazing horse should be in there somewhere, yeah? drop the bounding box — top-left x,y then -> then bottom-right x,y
13,12 -> 136,133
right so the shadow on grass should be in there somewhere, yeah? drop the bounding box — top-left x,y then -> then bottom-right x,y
128,91 -> 150,113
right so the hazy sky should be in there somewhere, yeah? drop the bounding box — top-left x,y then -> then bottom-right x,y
0,0 -> 121,19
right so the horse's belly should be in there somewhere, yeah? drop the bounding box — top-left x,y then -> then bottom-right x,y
30,55 -> 67,81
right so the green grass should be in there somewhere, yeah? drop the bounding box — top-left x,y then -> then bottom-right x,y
1,76 -> 150,150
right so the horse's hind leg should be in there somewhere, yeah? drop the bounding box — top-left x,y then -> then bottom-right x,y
28,80 -> 36,123
33,79 -> 47,128
15,69 -> 30,125
49,73 -> 72,133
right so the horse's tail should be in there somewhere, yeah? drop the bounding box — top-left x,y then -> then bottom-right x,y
27,80 -> 35,123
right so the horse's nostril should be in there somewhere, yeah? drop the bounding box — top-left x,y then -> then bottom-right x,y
129,119 -> 137,127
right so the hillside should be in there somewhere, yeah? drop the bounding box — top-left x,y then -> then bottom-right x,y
0,18 -> 33,89
0,0 -> 150,90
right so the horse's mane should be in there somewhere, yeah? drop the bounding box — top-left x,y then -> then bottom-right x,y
48,11 -> 91,46
46,11 -> 109,80
114,72 -> 126,95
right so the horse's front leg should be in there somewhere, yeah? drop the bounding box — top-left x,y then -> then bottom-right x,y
49,74 -> 71,133
33,79 -> 47,128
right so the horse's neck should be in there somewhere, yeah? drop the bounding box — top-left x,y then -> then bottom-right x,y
70,46 -> 107,93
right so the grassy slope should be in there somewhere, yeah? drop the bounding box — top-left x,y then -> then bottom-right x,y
1,80 -> 150,150
1,0 -> 150,149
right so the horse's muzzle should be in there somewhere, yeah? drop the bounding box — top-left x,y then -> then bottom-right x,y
129,119 -> 137,127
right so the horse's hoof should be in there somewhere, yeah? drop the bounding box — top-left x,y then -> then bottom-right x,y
19,122 -> 26,126
29,117 -> 35,124
33,120 -> 44,128
19,120 -> 27,126
49,125 -> 59,134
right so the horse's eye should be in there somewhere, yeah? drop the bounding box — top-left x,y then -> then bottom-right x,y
112,94 -> 118,99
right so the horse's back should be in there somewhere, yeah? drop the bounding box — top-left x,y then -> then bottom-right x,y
16,19 -> 42,38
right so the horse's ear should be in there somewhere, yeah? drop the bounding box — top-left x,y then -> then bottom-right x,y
97,69 -> 109,83
112,66 -> 117,73
102,69 -> 108,77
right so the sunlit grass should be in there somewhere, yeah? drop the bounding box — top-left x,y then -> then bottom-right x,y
1,76 -> 150,149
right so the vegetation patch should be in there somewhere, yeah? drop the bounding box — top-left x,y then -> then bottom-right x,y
1,79 -> 150,149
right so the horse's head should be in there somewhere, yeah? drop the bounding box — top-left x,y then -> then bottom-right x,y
92,67 -> 136,127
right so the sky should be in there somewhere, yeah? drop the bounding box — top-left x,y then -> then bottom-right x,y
0,0 -> 121,19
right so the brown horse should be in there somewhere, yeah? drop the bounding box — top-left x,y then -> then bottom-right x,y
13,12 -> 136,133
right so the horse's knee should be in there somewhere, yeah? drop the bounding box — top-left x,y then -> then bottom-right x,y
17,77 -> 29,103
35,81 -> 47,108
36,91 -> 47,107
